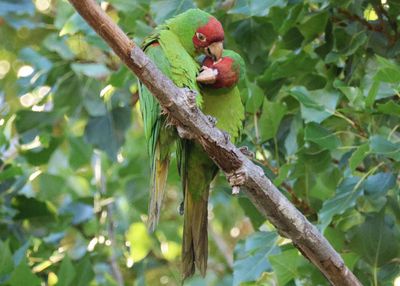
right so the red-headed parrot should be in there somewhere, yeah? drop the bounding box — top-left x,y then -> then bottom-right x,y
138,9 -> 225,232
180,50 -> 246,279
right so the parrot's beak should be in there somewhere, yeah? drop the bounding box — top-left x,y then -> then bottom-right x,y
205,41 -> 223,61
197,66 -> 218,84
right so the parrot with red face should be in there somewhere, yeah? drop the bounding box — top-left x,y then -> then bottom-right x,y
179,49 -> 246,279
138,9 -> 225,232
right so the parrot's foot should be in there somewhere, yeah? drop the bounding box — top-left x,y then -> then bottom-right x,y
163,110 -> 180,127
206,115 -> 217,127
226,166 -> 247,195
222,130 -> 231,144
181,87 -> 197,110
239,146 -> 254,158
177,125 -> 195,140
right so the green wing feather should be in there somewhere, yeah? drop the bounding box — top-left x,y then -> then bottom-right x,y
139,26 -> 203,232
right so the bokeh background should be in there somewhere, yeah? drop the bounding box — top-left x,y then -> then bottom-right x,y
0,0 -> 399,285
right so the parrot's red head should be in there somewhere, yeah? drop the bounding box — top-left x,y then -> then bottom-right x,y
197,56 -> 240,89
167,9 -> 225,60
192,17 -> 224,61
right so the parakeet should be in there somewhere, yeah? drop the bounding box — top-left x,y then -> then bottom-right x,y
180,50 -> 246,279
138,9 -> 225,232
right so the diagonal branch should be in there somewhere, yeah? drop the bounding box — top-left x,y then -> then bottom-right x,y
67,1 -> 362,285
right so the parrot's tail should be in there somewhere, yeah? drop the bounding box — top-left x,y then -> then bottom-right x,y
181,181 -> 209,280
147,147 -> 170,232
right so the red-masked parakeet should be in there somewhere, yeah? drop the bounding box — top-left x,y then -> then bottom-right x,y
139,9 -> 225,232
179,50 -> 246,279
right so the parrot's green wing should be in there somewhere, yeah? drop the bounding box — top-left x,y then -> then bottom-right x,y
139,29 -> 201,232
139,43 -> 174,232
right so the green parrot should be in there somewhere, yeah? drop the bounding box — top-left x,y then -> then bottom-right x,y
138,9 -> 225,232
179,50 -> 246,279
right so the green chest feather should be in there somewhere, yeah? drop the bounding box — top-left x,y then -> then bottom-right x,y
201,87 -> 244,142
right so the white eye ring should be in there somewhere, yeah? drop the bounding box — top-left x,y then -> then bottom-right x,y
196,32 -> 207,42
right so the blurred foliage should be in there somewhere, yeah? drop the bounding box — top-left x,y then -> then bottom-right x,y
0,0 -> 399,285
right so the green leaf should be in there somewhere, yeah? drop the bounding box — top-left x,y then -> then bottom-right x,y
0,0 -> 34,16
258,99 -> 287,141
349,143 -> 370,172
375,68 -> 400,83
12,195 -> 57,221
299,11 -> 328,41
68,136 -> 93,169
232,18 -> 277,64
150,0 -> 195,24
43,34 -> 74,60
70,256 -> 94,286
350,214 -> 399,267
333,28 -> 368,56
374,55 -> 400,83
126,222 -> 153,263
376,101 -> 400,116
304,122 -> 339,150
12,241 -> 30,266
228,0 -> 285,17
364,172 -> 396,199
261,52 -> 318,81
15,110 -> 62,134
270,248 -> 306,286
71,63 -> 111,79
319,177 -> 363,229
59,13 -> 92,36
22,137 -> 62,166
335,81 -> 365,110
84,106 -> 131,160
0,240 -> 14,281
233,231 -> 279,286
238,197 -> 265,229
280,27 -> 304,50
289,87 -> 339,123
370,135 -> 400,161
57,256 -> 76,286
0,165 -> 23,182
9,260 -> 41,286
245,82 -> 264,114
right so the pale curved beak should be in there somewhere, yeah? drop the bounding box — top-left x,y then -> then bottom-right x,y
197,66 -> 218,84
205,41 -> 223,61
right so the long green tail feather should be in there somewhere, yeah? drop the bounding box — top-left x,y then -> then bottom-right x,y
180,141 -> 217,280
147,142 -> 170,232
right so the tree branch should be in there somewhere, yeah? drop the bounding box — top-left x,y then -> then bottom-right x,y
68,1 -> 362,285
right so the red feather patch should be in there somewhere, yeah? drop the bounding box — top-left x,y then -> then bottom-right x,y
192,17 -> 224,48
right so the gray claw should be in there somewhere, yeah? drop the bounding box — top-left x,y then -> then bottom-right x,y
222,130 -> 230,144
182,87 -> 197,110
206,115 -> 217,127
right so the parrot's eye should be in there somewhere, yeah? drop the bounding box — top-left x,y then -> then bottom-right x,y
196,32 -> 207,42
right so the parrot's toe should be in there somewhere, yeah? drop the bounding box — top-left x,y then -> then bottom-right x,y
239,146 -> 254,158
181,87 -> 197,110
221,130 -> 230,144
206,115 -> 217,126
177,125 -> 195,140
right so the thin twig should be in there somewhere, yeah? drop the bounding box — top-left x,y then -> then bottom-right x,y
94,152 -> 125,286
